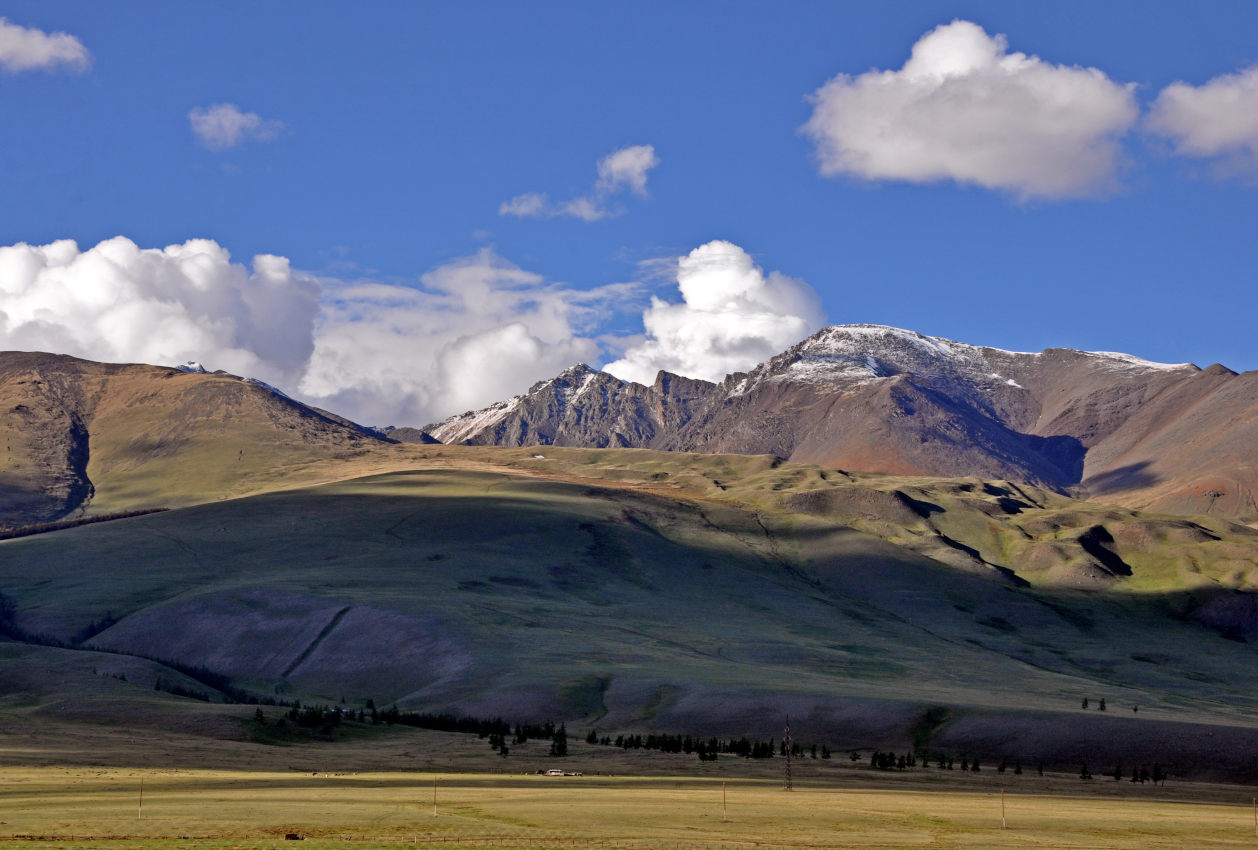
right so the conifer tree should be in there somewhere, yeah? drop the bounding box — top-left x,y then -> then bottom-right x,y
549,724 -> 568,757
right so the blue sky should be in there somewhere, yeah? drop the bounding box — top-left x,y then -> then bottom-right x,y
2,1 -> 1257,424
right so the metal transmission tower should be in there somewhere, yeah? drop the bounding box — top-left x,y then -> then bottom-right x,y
783,715 -> 793,791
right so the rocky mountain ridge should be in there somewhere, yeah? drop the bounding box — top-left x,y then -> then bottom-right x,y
427,324 -> 1258,522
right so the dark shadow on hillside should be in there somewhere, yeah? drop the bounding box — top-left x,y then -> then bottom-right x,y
1077,526 -> 1133,577
897,492 -> 943,518
1024,433 -> 1087,486
1084,461 -> 1159,495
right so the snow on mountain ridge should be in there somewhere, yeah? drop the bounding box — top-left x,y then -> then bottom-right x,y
428,396 -> 522,444
242,377 -> 291,400
173,360 -> 303,400
1081,350 -> 1195,372
773,324 -> 1194,387
565,370 -> 599,405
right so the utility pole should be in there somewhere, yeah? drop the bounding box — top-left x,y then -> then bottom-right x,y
783,715 -> 793,792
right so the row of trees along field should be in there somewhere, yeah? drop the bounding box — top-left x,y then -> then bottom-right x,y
251,702 -> 1171,784
584,730 -> 832,762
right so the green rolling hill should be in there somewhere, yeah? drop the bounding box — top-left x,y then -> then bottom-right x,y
3,446 -> 1258,779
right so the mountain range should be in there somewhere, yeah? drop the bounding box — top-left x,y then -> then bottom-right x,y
5,330 -> 1258,778
427,324 -> 1258,524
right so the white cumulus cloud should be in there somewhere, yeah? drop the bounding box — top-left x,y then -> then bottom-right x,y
0,16 -> 90,73
0,237 -> 638,427
189,103 -> 285,151
1148,66 -> 1258,176
500,144 -> 659,221
298,249 -> 631,425
0,237 -> 319,387
603,240 -> 825,385
802,19 -> 1138,199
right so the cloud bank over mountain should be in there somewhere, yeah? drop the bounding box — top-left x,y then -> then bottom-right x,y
297,248 -> 626,426
0,235 -> 825,425
603,240 -> 825,385
803,20 -> 1138,199
0,237 -> 318,388
0,238 -> 615,425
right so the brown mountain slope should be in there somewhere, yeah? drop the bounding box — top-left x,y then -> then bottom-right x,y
0,351 -> 389,526
1080,365 -> 1258,519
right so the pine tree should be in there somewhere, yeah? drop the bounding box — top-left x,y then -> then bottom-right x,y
549,724 -> 568,757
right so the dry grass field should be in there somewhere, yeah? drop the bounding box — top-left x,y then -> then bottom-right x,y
3,721 -> 1258,849
3,766 -> 1258,849
1,713 -> 1254,849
